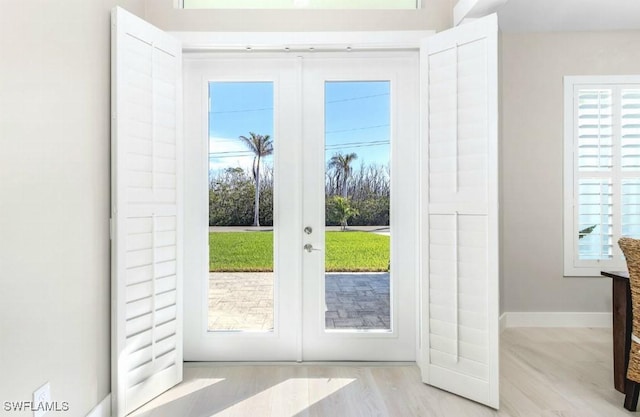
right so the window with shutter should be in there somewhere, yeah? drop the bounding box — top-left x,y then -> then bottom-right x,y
564,76 -> 640,276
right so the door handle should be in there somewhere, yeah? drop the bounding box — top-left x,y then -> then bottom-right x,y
303,243 -> 321,253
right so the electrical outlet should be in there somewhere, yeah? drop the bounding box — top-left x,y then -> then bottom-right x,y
33,382 -> 51,417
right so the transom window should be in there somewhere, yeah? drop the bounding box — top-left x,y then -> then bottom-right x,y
564,75 -> 640,276
179,0 -> 419,9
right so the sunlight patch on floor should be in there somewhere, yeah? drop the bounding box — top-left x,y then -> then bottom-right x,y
213,378 -> 357,416
129,377 -> 226,416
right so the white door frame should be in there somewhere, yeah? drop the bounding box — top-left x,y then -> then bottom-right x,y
179,30 -> 434,362
183,50 -> 420,361
172,30 -> 433,52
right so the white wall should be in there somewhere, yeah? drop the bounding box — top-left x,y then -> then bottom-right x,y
145,0 -> 454,32
0,1 -> 144,415
501,31 -> 640,313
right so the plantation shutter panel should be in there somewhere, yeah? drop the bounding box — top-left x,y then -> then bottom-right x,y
574,88 -> 615,263
111,7 -> 183,416
419,14 -> 499,409
621,89 -> 640,238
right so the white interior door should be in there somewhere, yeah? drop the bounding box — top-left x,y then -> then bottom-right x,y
301,54 -> 419,360
111,7 -> 183,415
419,14 -> 500,408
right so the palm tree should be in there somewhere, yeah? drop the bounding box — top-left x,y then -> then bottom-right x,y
327,196 -> 359,231
328,152 -> 358,198
239,132 -> 273,227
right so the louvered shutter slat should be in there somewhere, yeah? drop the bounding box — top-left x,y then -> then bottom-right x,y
622,89 -> 640,170
622,180 -> 640,237
577,89 -> 613,171
577,179 -> 613,260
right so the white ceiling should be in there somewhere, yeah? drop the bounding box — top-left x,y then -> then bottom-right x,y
496,0 -> 640,32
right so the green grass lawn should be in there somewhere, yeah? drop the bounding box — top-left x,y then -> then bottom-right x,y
209,231 -> 389,272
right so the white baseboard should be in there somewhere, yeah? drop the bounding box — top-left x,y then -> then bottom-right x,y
86,394 -> 111,417
502,312 -> 612,328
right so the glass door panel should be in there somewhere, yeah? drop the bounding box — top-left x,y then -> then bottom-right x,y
208,81 -> 275,332
324,81 -> 392,332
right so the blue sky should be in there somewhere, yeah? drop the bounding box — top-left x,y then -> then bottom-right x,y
208,81 -> 390,172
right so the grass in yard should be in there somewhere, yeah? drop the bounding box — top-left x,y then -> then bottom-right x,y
325,232 -> 390,272
209,232 -> 274,272
209,231 -> 390,272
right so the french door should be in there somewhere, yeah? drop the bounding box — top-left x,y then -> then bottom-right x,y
301,56 -> 418,360
183,53 -> 419,361
183,57 -> 301,360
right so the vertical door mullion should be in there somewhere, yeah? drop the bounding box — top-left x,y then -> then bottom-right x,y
296,55 -> 305,363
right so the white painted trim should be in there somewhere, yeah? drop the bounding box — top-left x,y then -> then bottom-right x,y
502,312 -> 612,328
564,75 -> 640,85
171,30 -> 434,52
178,0 -> 420,10
85,394 -> 111,417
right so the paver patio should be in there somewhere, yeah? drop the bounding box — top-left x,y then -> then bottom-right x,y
208,272 -> 390,331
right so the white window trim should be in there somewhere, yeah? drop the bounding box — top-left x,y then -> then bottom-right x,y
564,75 -> 640,277
175,0 -> 421,10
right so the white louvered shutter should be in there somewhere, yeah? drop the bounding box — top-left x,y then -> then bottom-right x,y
575,88 -> 615,262
621,89 -> 640,238
111,7 -> 183,416
566,83 -> 640,275
420,14 -> 499,409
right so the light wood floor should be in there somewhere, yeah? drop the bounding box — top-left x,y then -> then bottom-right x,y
130,328 -> 635,417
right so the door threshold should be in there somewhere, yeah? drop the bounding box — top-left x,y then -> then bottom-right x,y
184,361 -> 417,367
